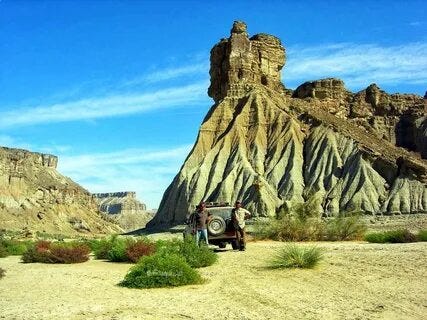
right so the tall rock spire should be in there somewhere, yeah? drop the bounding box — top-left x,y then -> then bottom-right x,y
148,22 -> 427,227
208,21 -> 286,102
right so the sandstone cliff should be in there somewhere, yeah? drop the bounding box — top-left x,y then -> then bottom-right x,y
93,192 -> 153,231
149,21 -> 427,226
0,147 -> 121,235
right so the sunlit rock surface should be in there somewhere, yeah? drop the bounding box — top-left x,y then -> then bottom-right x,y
149,21 -> 427,226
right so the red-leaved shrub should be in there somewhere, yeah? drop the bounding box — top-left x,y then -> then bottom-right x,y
125,240 -> 156,263
35,240 -> 51,251
49,244 -> 91,263
22,241 -> 90,264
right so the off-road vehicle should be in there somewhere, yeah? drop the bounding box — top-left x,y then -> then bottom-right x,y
184,202 -> 239,249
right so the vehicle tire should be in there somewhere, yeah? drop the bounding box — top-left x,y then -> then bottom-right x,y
207,216 -> 226,236
218,242 -> 227,249
231,239 -> 239,250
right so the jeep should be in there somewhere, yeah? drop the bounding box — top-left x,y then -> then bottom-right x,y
184,202 -> 239,249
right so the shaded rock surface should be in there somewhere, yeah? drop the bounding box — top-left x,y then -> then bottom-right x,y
148,21 -> 427,226
0,147 -> 121,235
93,192 -> 153,231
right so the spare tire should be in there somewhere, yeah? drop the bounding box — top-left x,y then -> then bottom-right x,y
207,216 -> 226,236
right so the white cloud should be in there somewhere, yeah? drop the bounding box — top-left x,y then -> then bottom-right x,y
123,62 -> 208,86
57,145 -> 193,209
0,82 -> 208,129
284,42 -> 427,90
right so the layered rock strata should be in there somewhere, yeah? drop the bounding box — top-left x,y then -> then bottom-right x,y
149,21 -> 427,226
93,192 -> 153,231
0,147 -> 121,235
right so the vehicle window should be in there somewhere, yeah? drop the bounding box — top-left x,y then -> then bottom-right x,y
207,208 -> 233,218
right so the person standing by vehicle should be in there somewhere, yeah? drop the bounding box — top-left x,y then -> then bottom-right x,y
231,201 -> 251,251
195,202 -> 210,246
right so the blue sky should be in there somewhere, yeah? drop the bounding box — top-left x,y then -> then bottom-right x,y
1,0 -> 426,209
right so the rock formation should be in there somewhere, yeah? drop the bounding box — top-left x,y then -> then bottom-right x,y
148,21 -> 427,226
0,147 -> 121,235
93,192 -> 153,231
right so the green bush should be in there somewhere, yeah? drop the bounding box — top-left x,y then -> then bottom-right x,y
155,239 -> 181,256
90,235 -> 119,260
364,232 -> 387,243
254,215 -> 327,241
92,236 -> 156,263
253,207 -> 366,242
0,267 -> 5,279
0,239 -> 31,255
269,244 -> 324,269
178,237 -> 218,268
0,245 -> 8,258
323,215 -> 366,241
364,229 -> 417,243
417,230 -> 427,242
107,237 -> 131,262
119,253 -> 202,288
21,240 -> 90,263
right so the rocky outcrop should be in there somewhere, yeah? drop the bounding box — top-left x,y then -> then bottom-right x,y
208,21 -> 286,102
148,21 -> 427,226
0,147 -> 121,235
93,192 -> 153,231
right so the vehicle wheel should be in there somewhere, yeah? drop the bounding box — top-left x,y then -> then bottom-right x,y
218,242 -> 227,249
207,216 -> 226,236
231,239 -> 239,250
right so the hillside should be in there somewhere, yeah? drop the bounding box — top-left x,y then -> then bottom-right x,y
0,147 -> 121,235
149,21 -> 427,226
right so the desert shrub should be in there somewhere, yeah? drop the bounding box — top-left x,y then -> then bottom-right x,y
0,267 -> 5,279
252,218 -> 283,241
364,229 -> 417,243
364,232 -> 387,243
0,239 -> 31,255
155,238 -> 217,268
178,237 -> 217,268
92,236 -> 156,263
155,239 -> 182,255
254,208 -> 366,242
49,243 -> 90,263
107,237 -> 132,262
90,235 -> 119,260
21,241 -> 90,263
253,216 -> 323,241
119,253 -> 202,288
323,215 -> 366,241
269,244 -> 324,269
417,230 -> 427,242
22,247 -> 55,263
0,245 -> 8,258
125,239 -> 156,263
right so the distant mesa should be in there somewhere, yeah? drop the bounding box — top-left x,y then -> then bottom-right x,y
148,21 -> 427,227
0,146 -> 122,236
93,192 -> 154,232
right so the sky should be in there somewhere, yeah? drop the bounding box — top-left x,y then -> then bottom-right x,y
0,0 -> 426,209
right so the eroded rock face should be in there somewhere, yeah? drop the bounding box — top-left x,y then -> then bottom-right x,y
208,21 -> 286,103
148,21 -> 427,226
0,147 -> 121,235
93,192 -> 153,231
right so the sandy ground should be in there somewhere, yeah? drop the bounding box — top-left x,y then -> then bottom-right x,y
0,240 -> 426,320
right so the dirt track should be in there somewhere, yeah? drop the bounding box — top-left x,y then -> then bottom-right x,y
0,240 -> 426,320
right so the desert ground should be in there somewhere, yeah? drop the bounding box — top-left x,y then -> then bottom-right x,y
0,239 -> 426,320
